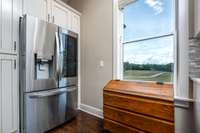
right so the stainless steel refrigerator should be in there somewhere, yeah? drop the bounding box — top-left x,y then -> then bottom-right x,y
19,15 -> 78,133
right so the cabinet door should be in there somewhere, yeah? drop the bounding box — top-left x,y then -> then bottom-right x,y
0,0 -> 20,54
70,12 -> 80,33
0,55 -> 18,133
195,0 -> 200,37
23,0 -> 51,21
52,2 -> 70,29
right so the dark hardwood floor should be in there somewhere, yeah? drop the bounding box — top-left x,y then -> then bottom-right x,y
48,111 -> 108,133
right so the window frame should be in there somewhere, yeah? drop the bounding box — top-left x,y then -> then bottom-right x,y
113,0 -> 177,85
122,33 -> 175,84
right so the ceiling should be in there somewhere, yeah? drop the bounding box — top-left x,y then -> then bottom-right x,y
62,0 -> 71,3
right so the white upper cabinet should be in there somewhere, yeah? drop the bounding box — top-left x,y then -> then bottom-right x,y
0,0 -> 20,54
70,12 -> 80,33
0,55 -> 18,133
23,0 -> 81,33
52,0 -> 80,33
52,2 -> 70,29
23,0 -> 51,22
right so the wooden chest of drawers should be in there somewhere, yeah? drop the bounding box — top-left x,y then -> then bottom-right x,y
103,80 -> 174,133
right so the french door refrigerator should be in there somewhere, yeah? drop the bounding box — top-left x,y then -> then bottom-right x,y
19,15 -> 78,133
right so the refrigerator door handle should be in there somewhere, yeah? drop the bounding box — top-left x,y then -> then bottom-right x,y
29,87 -> 77,99
29,89 -> 67,99
66,87 -> 77,92
59,32 -> 64,77
55,31 -> 60,79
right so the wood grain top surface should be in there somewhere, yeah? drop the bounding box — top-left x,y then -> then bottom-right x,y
104,80 -> 174,102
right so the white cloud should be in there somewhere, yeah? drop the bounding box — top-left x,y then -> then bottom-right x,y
123,36 -> 174,65
145,0 -> 164,15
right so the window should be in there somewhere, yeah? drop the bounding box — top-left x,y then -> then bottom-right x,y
122,0 -> 175,83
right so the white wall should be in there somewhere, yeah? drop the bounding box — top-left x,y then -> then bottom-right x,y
68,0 -> 113,110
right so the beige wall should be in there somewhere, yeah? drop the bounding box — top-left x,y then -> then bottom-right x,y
69,0 -> 113,109
67,0 -> 83,12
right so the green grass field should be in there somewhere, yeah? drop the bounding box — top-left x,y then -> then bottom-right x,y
123,70 -> 173,83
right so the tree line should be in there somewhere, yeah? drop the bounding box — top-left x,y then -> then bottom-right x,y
124,62 -> 173,72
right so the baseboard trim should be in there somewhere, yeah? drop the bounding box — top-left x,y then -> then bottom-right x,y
79,104 -> 103,119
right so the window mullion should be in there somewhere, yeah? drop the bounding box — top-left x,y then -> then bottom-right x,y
123,33 -> 174,45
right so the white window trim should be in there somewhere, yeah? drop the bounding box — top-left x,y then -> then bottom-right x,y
175,0 -> 189,99
113,0 -> 190,100
113,0 -> 123,80
118,0 -> 137,9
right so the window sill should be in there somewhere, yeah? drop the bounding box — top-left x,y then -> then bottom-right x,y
191,78 -> 200,84
120,79 -> 173,86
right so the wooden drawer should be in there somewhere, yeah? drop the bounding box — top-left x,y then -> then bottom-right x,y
104,91 -> 174,122
104,119 -> 146,133
104,105 -> 174,133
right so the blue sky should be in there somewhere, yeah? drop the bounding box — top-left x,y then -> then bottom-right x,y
123,0 -> 174,64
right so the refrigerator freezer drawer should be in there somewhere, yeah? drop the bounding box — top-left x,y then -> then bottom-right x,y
24,87 -> 78,133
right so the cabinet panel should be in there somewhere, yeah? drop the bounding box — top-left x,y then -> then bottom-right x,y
1,0 -> 13,53
52,2 -> 70,29
13,0 -> 21,53
0,0 -> 20,54
104,92 -> 174,122
104,119 -> 145,133
104,105 -> 174,133
23,0 -> 50,21
70,12 -> 80,33
0,55 -> 18,133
